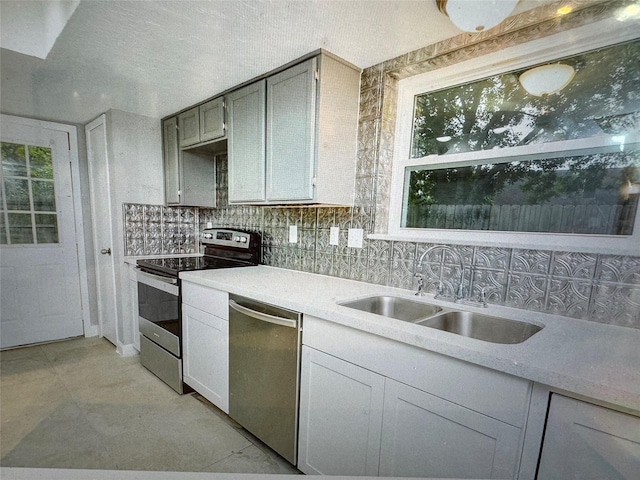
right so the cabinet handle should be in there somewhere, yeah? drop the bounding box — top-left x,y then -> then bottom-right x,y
100,248 -> 112,255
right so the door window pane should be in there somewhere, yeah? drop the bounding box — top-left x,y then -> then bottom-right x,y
8,213 -> 33,244
4,178 -> 30,211
1,142 -> 27,177
35,214 -> 59,243
0,142 -> 58,244
29,146 -> 54,179
32,180 -> 56,211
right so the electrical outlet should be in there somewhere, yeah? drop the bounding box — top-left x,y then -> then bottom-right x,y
347,228 -> 363,248
329,226 -> 340,245
288,225 -> 298,243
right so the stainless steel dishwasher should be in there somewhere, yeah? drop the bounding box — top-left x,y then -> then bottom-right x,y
228,294 -> 302,466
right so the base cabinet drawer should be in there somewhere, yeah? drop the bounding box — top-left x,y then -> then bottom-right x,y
537,394 -> 640,479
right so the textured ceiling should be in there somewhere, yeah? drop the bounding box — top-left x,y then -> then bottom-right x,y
1,0 -> 554,125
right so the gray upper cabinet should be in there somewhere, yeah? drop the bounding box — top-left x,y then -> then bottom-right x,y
178,107 -> 200,148
178,97 -> 225,148
227,80 -> 267,203
199,97 -> 225,142
266,58 -> 317,202
163,116 -> 181,205
162,115 -> 216,207
228,52 -> 360,205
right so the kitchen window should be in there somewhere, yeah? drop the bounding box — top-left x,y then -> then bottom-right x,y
385,21 -> 640,255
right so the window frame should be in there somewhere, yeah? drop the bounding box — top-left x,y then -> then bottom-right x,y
380,18 -> 640,255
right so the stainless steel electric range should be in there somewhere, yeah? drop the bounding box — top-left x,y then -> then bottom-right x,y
136,228 -> 261,393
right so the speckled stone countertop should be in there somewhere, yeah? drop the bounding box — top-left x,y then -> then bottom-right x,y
180,265 -> 640,415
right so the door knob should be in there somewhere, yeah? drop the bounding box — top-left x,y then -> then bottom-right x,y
100,248 -> 112,255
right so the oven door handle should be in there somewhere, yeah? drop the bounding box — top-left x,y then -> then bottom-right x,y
136,269 -> 179,295
229,300 -> 298,329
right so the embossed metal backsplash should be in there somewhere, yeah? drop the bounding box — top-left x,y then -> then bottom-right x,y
124,201 -> 640,330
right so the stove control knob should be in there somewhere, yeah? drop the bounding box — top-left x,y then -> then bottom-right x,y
234,236 -> 240,242
203,232 -> 214,239
239,236 -> 248,243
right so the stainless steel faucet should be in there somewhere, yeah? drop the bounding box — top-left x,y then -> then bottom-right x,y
415,244 -> 488,307
416,245 -> 465,299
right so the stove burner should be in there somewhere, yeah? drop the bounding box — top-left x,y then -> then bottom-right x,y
136,228 -> 261,278
137,255 -> 253,277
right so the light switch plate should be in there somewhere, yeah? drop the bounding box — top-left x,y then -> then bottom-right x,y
347,228 -> 363,248
330,227 -> 340,245
289,225 -> 298,243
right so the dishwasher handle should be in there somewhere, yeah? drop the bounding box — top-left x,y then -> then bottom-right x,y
229,299 -> 298,329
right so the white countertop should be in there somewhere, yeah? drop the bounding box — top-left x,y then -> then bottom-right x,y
180,266 -> 640,415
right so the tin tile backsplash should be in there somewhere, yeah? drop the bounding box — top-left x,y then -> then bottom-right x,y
125,1 -> 638,329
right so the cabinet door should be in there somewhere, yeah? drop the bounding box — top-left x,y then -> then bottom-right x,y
182,304 -> 229,413
537,394 -> 640,479
297,346 -> 385,476
266,58 -> 316,202
200,97 -> 225,142
379,379 -> 521,479
227,80 -> 266,203
163,116 -> 181,205
178,106 -> 200,147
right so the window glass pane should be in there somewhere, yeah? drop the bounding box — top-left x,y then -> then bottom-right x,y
4,178 -> 31,211
0,214 -> 6,244
28,146 -> 54,179
411,40 -> 640,158
35,214 -> 58,243
8,213 -> 33,244
403,147 -> 640,235
32,180 -> 56,211
1,142 -> 27,177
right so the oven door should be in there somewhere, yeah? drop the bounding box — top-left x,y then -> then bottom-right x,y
137,269 -> 184,393
137,269 -> 180,356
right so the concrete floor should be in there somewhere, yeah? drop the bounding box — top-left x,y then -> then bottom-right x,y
0,336 -> 300,474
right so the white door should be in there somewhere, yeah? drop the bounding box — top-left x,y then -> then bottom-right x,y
0,117 -> 84,348
85,115 -> 117,345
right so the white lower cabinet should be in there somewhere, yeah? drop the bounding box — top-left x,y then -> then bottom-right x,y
298,345 -> 522,478
379,379 -> 521,479
298,346 -> 385,476
298,316 -> 528,478
537,394 -> 640,479
182,284 -> 229,413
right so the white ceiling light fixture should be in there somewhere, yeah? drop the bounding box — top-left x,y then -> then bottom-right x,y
436,0 -> 520,32
519,63 -> 576,96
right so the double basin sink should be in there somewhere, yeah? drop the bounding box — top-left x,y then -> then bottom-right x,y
338,295 -> 542,344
